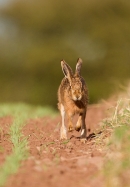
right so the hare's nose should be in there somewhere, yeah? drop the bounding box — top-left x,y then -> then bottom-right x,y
76,95 -> 81,100
77,94 -> 82,100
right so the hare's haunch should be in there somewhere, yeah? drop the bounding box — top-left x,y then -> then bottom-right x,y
57,58 -> 88,142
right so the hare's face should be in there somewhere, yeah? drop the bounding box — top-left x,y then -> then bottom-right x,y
70,78 -> 83,101
61,58 -> 84,101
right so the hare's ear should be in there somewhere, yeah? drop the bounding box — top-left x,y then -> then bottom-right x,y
75,58 -> 82,76
61,60 -> 73,82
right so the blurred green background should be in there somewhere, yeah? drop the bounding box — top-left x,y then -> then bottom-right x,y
0,0 -> 130,108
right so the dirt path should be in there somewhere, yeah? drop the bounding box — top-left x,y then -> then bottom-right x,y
0,103 -> 111,187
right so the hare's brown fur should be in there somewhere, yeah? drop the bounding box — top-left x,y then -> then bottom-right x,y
58,58 -> 88,141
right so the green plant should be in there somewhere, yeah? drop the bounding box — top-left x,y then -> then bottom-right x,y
0,114 -> 28,187
102,98 -> 130,187
0,103 -> 56,187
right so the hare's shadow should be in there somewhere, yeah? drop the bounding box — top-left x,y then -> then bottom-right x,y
69,130 -> 102,140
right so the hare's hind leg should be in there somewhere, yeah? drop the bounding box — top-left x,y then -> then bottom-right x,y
60,104 -> 67,140
80,113 -> 87,142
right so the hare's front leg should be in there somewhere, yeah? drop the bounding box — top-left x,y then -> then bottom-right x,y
67,113 -> 74,132
75,114 -> 82,131
60,104 -> 67,140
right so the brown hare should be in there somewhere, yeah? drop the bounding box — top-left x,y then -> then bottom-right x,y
58,58 -> 88,142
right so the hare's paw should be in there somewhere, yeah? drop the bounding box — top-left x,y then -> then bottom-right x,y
75,119 -> 81,132
80,138 -> 87,143
60,126 -> 67,140
75,126 -> 81,132
68,126 -> 74,132
68,122 -> 74,132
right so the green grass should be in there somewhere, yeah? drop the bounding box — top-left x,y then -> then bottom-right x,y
0,103 -> 56,187
0,114 -> 28,186
101,97 -> 130,187
0,103 -> 57,118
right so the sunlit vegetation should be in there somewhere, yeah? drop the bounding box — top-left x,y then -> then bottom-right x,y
93,84 -> 130,187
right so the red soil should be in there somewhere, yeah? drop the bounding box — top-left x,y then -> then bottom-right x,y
0,103 -> 110,187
